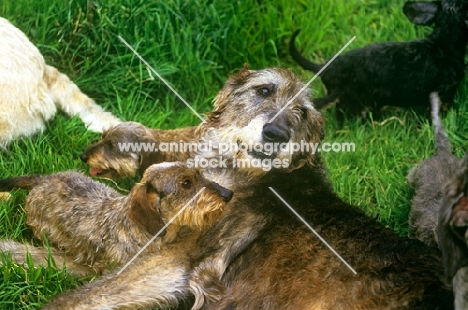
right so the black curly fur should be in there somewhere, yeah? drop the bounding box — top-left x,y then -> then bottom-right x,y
290,0 -> 468,121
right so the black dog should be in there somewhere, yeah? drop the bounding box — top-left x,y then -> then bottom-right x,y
290,0 -> 468,121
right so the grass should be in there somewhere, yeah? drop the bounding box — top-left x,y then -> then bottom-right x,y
1,0 -> 468,308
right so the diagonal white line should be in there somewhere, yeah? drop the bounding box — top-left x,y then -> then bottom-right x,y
117,35 -> 206,123
268,187 -> 357,275
117,187 -> 207,275
269,36 -> 356,123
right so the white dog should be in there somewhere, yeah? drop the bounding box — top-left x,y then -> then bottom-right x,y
0,17 -> 121,148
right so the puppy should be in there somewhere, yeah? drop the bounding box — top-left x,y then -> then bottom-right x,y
80,122 -> 199,178
290,1 -> 468,120
0,163 -> 233,276
439,151 -> 468,309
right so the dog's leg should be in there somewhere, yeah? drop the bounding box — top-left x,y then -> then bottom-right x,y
0,240 -> 96,277
44,65 -> 122,133
189,208 -> 268,309
42,249 -> 191,310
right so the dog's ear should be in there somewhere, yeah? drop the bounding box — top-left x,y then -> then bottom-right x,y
129,183 -> 166,236
138,151 -> 164,176
210,64 -> 252,113
403,1 -> 441,25
231,64 -> 251,84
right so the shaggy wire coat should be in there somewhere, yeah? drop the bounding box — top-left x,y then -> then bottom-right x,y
0,163 -> 232,276
439,152 -> 468,309
80,122 -> 198,179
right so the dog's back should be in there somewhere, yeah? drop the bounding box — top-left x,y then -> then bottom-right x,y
0,171 -> 129,275
0,171 -> 130,268
289,1 -> 468,118
200,165 -> 453,309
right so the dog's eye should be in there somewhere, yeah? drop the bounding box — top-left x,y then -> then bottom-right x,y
181,179 -> 192,188
256,84 -> 275,97
259,88 -> 270,96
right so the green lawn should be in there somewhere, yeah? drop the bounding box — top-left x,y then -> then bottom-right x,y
1,0 -> 468,308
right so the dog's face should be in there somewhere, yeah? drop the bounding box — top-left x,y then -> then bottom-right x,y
439,152 -> 468,278
129,162 -> 233,234
80,122 -> 160,179
440,153 -> 468,239
200,66 -> 324,174
403,0 -> 468,27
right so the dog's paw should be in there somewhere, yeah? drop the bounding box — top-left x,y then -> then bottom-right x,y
0,191 -> 11,201
190,261 -> 225,310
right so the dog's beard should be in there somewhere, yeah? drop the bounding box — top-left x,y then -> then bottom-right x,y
198,116 -> 296,173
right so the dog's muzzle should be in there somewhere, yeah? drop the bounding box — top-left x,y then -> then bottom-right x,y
262,123 -> 290,144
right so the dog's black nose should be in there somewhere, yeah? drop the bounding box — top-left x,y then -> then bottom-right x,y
262,123 -> 290,143
79,153 -> 88,163
209,182 -> 234,202
220,188 -> 234,202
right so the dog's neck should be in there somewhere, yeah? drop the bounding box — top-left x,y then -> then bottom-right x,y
201,154 -> 331,197
201,168 -> 260,194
